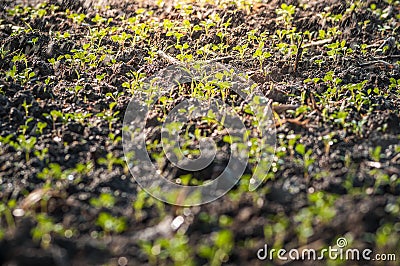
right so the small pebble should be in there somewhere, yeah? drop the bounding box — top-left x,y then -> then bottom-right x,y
118,257 -> 128,266
12,208 -> 25,217
171,216 -> 184,230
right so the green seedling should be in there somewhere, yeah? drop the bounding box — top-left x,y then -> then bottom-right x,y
276,3 -> 296,28
31,214 -> 64,249
0,202 -> 15,231
198,230 -> 233,266
370,146 -> 382,162
34,147 -> 48,161
96,102 -> 120,130
8,135 -> 37,161
295,143 -> 315,179
90,193 -> 116,208
97,152 -> 124,172
253,41 -> 272,74
96,212 -> 126,233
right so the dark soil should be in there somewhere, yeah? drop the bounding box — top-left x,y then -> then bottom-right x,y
0,0 -> 399,265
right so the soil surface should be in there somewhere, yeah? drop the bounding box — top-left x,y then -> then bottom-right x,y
0,0 -> 400,265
